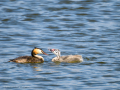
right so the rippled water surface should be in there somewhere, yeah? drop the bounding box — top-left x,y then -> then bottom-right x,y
0,0 -> 120,90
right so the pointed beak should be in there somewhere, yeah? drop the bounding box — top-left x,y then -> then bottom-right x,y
48,49 -> 54,52
42,50 -> 48,55
48,49 -> 52,52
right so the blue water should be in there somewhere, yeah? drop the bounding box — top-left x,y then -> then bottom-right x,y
0,0 -> 120,90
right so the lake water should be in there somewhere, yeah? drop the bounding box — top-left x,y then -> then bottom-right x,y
0,0 -> 120,90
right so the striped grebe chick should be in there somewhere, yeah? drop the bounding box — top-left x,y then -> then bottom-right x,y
49,49 -> 83,63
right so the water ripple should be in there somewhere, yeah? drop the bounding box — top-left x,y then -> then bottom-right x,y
0,0 -> 120,90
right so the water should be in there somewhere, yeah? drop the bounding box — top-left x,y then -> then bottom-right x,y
0,0 -> 120,89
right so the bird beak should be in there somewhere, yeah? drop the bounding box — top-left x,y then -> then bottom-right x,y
48,49 -> 54,52
42,50 -> 48,55
48,49 -> 52,51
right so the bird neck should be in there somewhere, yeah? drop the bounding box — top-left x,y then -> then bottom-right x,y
56,51 -> 61,58
34,55 -> 43,59
57,55 -> 60,59
31,50 -> 35,57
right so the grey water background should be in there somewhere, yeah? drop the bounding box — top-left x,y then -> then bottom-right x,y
0,0 -> 120,90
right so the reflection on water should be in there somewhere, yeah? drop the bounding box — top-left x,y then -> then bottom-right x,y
0,0 -> 120,89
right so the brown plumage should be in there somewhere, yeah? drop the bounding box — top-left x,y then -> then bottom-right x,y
49,49 -> 83,63
9,47 -> 48,63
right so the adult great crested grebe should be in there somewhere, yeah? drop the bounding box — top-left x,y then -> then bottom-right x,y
9,47 -> 48,63
49,49 -> 83,63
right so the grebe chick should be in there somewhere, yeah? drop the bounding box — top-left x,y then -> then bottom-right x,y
49,49 -> 83,63
9,47 -> 48,63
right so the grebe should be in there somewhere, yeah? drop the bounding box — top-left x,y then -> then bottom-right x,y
9,47 -> 48,63
49,49 -> 83,63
